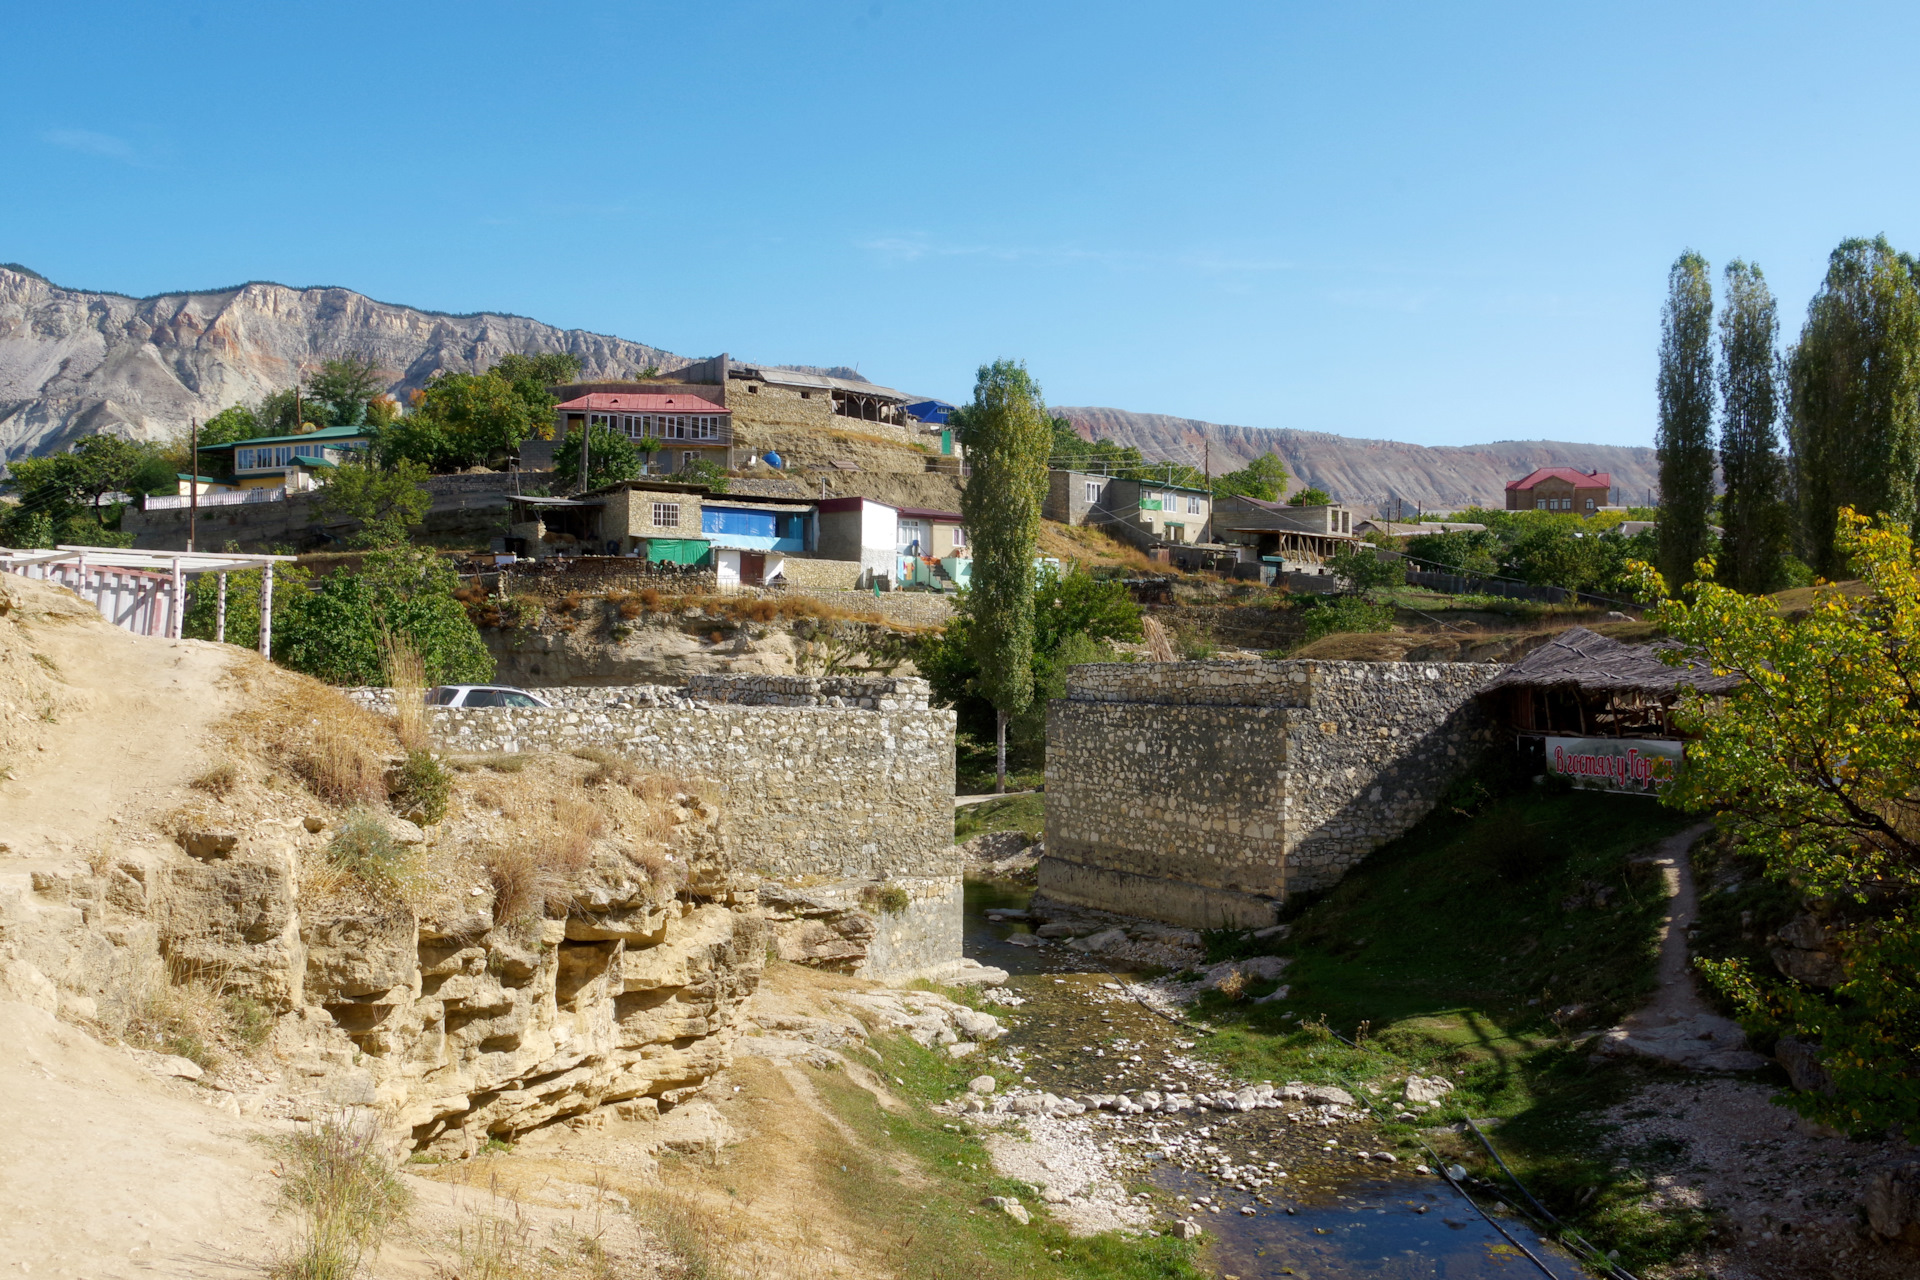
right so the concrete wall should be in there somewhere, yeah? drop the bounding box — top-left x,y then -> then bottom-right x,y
1041,659 -> 1496,928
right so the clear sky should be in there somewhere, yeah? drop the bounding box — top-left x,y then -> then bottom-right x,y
6,1 -> 1919,448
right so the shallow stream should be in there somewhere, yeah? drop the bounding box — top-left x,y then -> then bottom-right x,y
964,882 -> 1588,1279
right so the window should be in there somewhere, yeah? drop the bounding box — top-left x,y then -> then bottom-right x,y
463,689 -> 505,708
1187,495 -> 1203,514
1586,498 -> 1595,511
951,525 -> 966,549
682,451 -> 700,469
1085,481 -> 1102,503
651,502 -> 680,527
1342,511 -> 1351,533
898,520 -> 926,554
500,692 -> 541,708
1536,499 -> 1547,510
236,448 -> 253,470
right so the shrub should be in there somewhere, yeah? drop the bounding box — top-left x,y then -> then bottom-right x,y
485,844 -> 542,933
192,759 -> 241,799
861,883 -> 911,915
1299,595 -> 1394,642
268,1115 -> 411,1280
326,809 -> 409,892
387,750 -> 451,825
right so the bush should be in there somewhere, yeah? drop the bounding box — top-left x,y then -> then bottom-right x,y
861,883 -> 912,915
386,750 -> 450,825
269,1115 -> 411,1280
1298,595 -> 1393,642
326,809 -> 409,892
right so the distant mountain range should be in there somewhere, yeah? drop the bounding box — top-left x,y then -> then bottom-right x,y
1054,406 -> 1659,514
0,264 -> 691,458
0,264 -> 1658,509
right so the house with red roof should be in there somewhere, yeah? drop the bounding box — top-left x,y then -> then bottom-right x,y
552,392 -> 733,475
1505,467 -> 1613,516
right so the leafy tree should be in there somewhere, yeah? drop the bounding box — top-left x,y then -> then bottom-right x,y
1403,528 -> 1502,576
1327,545 -> 1404,596
382,362 -> 569,472
5,436 -> 175,531
1288,486 -> 1332,506
492,352 -> 582,396
199,405 -> 262,447
920,567 -> 1141,772
1297,595 -> 1394,643
182,562 -> 313,651
674,455 -> 728,492
1717,260 -> 1791,593
1211,452 -> 1289,502
955,360 -> 1053,791
1507,513 -> 1613,593
552,423 -> 643,492
1657,250 -> 1717,591
317,456 -> 434,546
275,544 -> 492,686
1047,416 -> 1207,488
1639,510 -> 1920,1137
1788,237 -> 1920,577
305,356 -> 385,427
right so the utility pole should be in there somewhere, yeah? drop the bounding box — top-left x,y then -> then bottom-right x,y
579,420 -> 591,494
187,417 -> 198,553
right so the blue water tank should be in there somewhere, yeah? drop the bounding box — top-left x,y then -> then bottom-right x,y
763,450 -> 784,469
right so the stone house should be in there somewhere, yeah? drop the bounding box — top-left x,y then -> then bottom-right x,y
551,392 -> 733,476
816,496 -> 901,587
1210,495 -> 1360,574
1505,467 -> 1613,515
1044,471 -> 1213,546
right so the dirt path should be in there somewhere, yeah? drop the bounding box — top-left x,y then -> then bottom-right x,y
1597,822 -> 1768,1071
0,578 -> 239,863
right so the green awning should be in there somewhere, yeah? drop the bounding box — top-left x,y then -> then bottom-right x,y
644,538 -> 711,565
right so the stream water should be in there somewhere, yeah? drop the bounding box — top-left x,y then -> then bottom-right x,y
964,882 -> 1589,1279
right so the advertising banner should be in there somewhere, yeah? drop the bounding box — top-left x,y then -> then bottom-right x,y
1544,736 -> 1683,796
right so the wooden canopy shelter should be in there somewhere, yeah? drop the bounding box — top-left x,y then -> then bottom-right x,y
0,545 -> 298,653
1477,626 -> 1741,739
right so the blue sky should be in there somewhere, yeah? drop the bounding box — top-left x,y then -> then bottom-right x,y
7,1 -> 1919,448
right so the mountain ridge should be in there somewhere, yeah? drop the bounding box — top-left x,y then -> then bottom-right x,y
1053,405 -> 1659,514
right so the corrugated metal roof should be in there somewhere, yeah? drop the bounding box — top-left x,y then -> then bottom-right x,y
732,366 -> 911,401
555,393 -> 728,413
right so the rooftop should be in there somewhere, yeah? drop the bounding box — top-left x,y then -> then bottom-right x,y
198,424 -> 369,451
1507,467 -> 1613,491
1478,627 -> 1738,699
556,393 -> 728,413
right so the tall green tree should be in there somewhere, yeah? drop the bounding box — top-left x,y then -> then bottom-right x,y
380,363 -> 569,472
1657,250 -> 1717,590
1787,236 -> 1920,577
1211,452 -> 1289,502
316,456 -> 434,547
304,356 -> 385,427
552,423 -> 646,492
1717,260 -> 1791,593
955,360 -> 1053,792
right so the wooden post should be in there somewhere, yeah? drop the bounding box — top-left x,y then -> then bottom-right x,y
169,559 -> 184,639
216,572 -> 228,644
258,564 -> 274,657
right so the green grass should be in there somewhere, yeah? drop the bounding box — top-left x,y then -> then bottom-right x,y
1183,788 -> 1717,1270
954,792 -> 1046,844
811,1030 -> 1205,1280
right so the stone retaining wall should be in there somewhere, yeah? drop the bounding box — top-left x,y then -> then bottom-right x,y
1042,659 -> 1495,928
431,702 -> 956,885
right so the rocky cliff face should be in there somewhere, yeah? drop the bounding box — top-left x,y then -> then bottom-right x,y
0,265 -> 688,458
1055,406 -> 1662,513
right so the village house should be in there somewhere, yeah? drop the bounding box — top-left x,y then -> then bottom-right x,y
895,505 -> 969,590
1506,467 -> 1613,515
1210,495 -> 1360,574
1044,471 -> 1213,546
816,496 -> 902,587
700,495 -> 816,587
194,424 -> 372,491
550,392 -> 734,475
1352,518 -> 1488,538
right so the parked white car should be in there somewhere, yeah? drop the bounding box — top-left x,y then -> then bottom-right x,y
425,685 -> 553,709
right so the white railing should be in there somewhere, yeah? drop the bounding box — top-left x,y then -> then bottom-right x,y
1,560 -> 175,636
144,487 -> 287,512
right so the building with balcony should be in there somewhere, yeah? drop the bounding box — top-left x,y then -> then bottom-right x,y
195,425 -> 372,490
551,392 -> 734,475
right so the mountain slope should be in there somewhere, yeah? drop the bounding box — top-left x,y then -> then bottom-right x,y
1056,406 -> 1660,513
0,265 -> 688,458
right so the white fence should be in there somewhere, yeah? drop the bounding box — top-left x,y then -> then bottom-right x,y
2,560 -> 177,636
143,487 -> 287,512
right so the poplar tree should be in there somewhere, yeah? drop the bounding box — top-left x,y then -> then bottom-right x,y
1717,260 -> 1789,593
1656,251 -> 1717,590
954,360 -> 1052,793
1787,237 -> 1920,577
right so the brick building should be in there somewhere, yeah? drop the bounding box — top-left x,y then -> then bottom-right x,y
1505,467 -> 1613,515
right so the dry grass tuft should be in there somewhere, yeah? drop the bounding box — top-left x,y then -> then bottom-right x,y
381,631 -> 430,754
484,843 -> 543,933
227,661 -> 394,808
191,758 -> 242,799
268,1113 -> 412,1280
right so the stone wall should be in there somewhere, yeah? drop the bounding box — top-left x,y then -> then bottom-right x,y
777,556 -> 864,590
681,674 -> 931,709
1041,659 -> 1495,928
125,473 -> 518,553
431,700 -> 956,887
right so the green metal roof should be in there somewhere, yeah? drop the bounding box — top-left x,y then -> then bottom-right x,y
199,425 -> 370,451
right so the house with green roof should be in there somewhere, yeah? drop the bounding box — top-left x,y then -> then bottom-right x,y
195,425 -> 372,490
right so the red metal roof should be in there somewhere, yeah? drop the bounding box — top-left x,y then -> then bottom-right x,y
555,393 -> 728,413
895,506 -> 963,522
1506,467 -> 1612,491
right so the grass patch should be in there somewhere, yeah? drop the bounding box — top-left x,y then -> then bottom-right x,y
267,1114 -> 411,1280
954,792 -> 1046,843
1183,788 -> 1707,1271
324,808 -> 412,894
809,1031 -> 1205,1280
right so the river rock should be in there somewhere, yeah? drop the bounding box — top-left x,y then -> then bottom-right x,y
1404,1074 -> 1454,1105
1302,1085 -> 1356,1108
1775,1038 -> 1834,1094
1867,1162 -> 1920,1245
986,1196 -> 1030,1225
1067,927 -> 1130,954
968,1075 -> 997,1094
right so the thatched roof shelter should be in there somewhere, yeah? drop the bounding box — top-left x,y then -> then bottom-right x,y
1478,627 -> 1738,738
